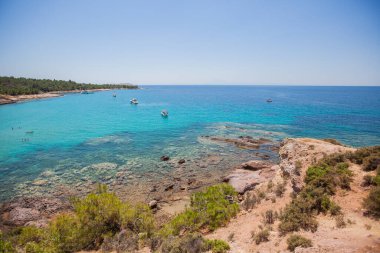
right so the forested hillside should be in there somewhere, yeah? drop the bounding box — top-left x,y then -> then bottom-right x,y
0,76 -> 137,95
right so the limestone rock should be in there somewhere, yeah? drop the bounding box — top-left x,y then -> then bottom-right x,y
149,200 -> 158,209
239,160 -> 274,171
6,207 -> 41,226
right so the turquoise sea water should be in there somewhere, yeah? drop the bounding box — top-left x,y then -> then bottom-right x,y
0,85 -> 380,201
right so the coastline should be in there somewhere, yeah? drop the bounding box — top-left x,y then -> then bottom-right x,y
0,88 -> 132,105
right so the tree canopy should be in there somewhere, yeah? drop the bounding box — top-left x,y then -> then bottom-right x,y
0,76 -> 137,95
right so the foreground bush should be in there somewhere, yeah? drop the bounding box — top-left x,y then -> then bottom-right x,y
4,184 -> 235,252
287,234 -> 312,252
6,185 -> 155,252
0,231 -> 15,253
253,228 -> 270,245
322,139 -> 343,146
160,233 -> 230,253
278,197 -> 319,234
345,146 -> 380,169
205,239 -> 230,253
363,186 -> 380,218
347,146 -> 380,217
279,159 -> 352,234
161,184 -> 239,236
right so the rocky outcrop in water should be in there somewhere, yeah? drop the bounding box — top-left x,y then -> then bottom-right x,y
202,136 -> 273,149
160,155 -> 170,161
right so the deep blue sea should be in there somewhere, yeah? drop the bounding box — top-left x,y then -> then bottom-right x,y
0,85 -> 379,201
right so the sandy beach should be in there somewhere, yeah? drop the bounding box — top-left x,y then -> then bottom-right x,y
0,89 -> 114,105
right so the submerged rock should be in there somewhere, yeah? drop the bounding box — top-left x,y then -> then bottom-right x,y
40,170 -> 54,177
202,136 -> 273,149
32,179 -> 48,186
161,155 -> 170,161
88,162 -> 118,171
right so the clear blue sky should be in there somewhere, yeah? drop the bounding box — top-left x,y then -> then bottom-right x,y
0,0 -> 379,85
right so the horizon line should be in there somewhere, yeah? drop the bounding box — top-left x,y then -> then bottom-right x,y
138,83 -> 380,87
1,75 -> 379,87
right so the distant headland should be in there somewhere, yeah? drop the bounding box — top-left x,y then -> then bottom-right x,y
0,76 -> 138,105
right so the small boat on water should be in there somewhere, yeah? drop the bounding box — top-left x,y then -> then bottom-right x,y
81,90 -> 93,94
161,110 -> 169,117
130,98 -> 138,104
266,98 -> 273,103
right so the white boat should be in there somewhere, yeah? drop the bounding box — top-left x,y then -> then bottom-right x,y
130,98 -> 138,104
266,98 -> 273,103
161,110 -> 169,117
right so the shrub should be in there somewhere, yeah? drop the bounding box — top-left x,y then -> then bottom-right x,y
322,139 -> 343,146
242,192 -> 257,210
227,232 -> 234,242
100,230 -> 139,252
278,158 -> 351,234
120,203 -> 155,236
267,180 -> 274,191
287,234 -> 312,252
48,213 -> 83,252
328,201 -> 341,216
321,153 -> 346,167
275,181 -> 286,197
24,241 -> 49,253
0,231 -> 15,253
335,214 -> 346,228
295,161 -> 302,176
374,175 -> 380,186
161,233 -> 207,253
253,228 -> 270,245
346,146 -> 380,166
362,175 -> 375,187
263,210 -> 275,225
4,185 -> 155,252
161,184 -> 239,236
71,191 -> 124,248
205,239 -> 230,253
159,233 -> 230,253
362,156 -> 380,172
257,190 -> 266,200
16,226 -> 47,247
278,198 -> 318,234
363,186 -> 380,218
